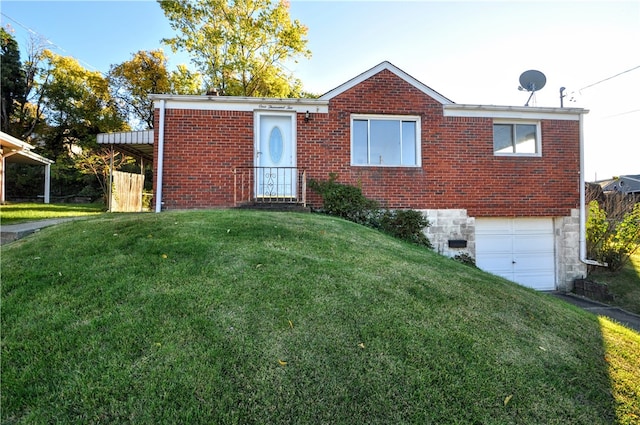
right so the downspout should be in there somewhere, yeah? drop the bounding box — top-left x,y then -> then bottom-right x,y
155,99 -> 166,213
579,113 -> 607,267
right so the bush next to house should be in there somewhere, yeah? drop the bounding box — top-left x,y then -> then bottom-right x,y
587,200 -> 640,271
309,174 -> 432,249
308,173 -> 379,225
379,209 -> 432,248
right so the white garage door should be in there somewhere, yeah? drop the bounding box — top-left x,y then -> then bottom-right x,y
476,218 -> 555,290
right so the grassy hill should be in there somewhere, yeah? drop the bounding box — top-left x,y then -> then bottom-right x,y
2,210 -> 638,424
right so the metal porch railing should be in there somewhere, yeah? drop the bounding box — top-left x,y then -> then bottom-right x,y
233,167 -> 307,207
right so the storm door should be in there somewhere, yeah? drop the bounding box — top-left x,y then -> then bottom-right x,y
255,112 -> 296,199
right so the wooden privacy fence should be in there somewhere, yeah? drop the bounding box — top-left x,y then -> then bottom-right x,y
111,170 -> 144,212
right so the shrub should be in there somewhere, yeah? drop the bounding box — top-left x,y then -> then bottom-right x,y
308,174 -> 379,225
587,200 -> 640,271
379,209 -> 432,248
453,252 -> 477,267
309,174 -> 432,249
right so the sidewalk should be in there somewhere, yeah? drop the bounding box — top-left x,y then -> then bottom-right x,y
550,291 -> 640,333
1,218 -> 85,245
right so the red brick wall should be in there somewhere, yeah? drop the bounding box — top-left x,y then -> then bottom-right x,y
153,109 -> 254,210
154,69 -> 581,216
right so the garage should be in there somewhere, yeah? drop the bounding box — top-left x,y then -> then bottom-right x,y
475,218 -> 556,290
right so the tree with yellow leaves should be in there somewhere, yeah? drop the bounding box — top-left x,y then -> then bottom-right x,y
158,0 -> 311,97
108,50 -> 203,130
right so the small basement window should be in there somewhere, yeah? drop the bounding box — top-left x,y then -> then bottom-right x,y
493,121 -> 541,156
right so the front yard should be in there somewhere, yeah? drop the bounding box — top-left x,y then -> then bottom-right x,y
0,202 -> 104,225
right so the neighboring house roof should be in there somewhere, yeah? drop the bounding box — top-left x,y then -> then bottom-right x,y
0,131 -> 54,166
97,130 -> 154,162
1,131 -> 54,203
599,175 -> 640,194
319,61 -> 454,104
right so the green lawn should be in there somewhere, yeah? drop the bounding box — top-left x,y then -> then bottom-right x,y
589,251 -> 640,315
0,202 -> 104,225
2,210 -> 638,424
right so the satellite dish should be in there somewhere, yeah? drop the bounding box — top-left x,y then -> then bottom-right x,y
518,70 -> 546,106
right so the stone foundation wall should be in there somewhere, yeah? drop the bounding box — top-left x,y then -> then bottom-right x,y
554,208 -> 587,291
420,209 -> 475,259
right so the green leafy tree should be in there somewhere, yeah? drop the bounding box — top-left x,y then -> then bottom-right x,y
109,50 -> 170,129
0,27 -> 27,135
23,50 -> 127,198
158,0 -> 311,97
108,50 -> 203,129
169,64 -> 203,96
7,32 -> 49,141
39,50 -> 125,159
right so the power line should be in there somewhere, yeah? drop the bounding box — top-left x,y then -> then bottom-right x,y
1,12 -> 62,51
579,65 -> 640,92
601,109 -> 640,119
1,12 -> 102,73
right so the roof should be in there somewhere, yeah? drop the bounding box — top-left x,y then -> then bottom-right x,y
148,94 -> 328,114
104,61 -> 589,166
599,175 -> 640,194
97,130 -> 154,162
0,131 -> 54,165
319,61 -> 454,104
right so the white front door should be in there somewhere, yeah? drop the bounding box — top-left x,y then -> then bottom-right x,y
255,112 -> 296,198
476,218 -> 556,290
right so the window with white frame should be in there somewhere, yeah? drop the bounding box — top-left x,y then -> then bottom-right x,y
493,121 -> 541,155
352,115 -> 420,166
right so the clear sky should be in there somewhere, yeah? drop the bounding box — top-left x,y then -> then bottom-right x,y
2,0 -> 639,181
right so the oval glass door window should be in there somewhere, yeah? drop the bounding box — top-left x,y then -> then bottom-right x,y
269,126 -> 283,164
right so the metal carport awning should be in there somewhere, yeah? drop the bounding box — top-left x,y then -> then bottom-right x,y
1,131 -> 54,203
97,130 -> 154,212
97,130 -> 154,163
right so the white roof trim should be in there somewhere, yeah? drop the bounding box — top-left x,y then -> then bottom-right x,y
0,131 -> 54,164
0,131 -> 35,151
319,61 -> 454,105
443,104 -> 588,121
10,148 -> 54,165
149,94 -> 329,114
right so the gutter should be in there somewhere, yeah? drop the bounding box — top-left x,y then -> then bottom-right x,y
155,99 -> 166,213
579,113 -> 607,267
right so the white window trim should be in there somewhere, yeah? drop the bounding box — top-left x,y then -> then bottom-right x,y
350,114 -> 422,167
493,119 -> 542,157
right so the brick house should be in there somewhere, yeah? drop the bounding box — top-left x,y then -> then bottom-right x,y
130,61 -> 591,290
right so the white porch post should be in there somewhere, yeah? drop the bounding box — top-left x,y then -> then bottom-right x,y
108,145 -> 114,212
1,152 -> 5,203
44,163 -> 51,204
